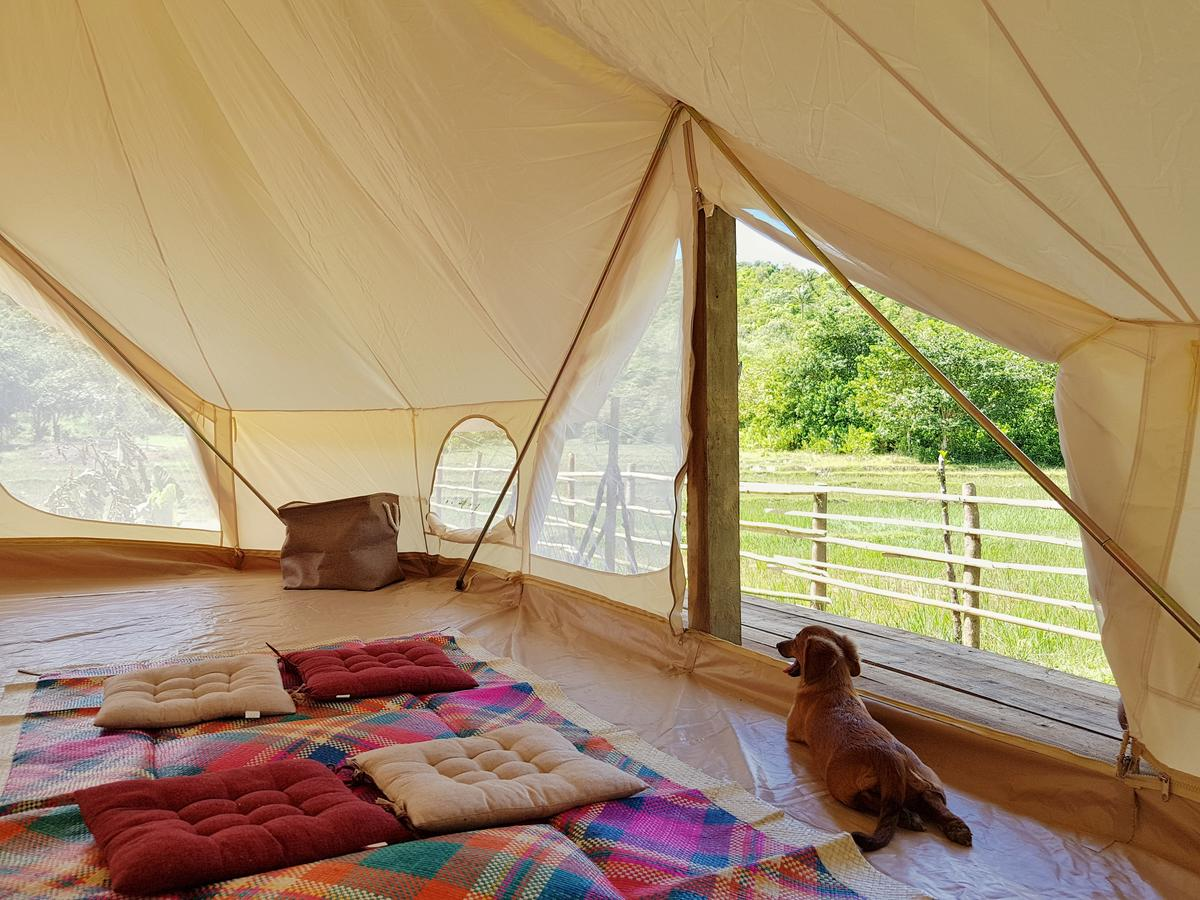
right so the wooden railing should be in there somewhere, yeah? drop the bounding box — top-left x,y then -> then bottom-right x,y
433,458 -> 1098,647
735,481 -> 1095,645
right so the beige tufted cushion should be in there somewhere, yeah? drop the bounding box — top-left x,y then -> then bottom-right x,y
93,655 -> 296,729
351,723 -> 646,833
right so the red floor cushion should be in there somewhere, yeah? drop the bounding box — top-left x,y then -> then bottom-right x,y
285,640 -> 478,700
74,759 -> 405,895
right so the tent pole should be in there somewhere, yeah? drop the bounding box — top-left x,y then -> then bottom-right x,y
455,103 -> 685,591
685,105 -> 1200,647
0,233 -> 281,521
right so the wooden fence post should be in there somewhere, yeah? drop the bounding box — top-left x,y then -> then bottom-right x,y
567,452 -> 576,524
604,397 -> 620,572
470,450 -> 483,527
962,482 -> 981,648
937,451 -> 962,641
811,485 -> 828,605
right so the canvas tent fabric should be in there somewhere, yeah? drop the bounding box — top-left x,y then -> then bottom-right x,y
0,0 -> 1198,780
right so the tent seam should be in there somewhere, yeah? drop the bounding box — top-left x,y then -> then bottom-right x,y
1057,322 -> 1118,363
982,0 -> 1197,323
1127,329 -> 1158,719
73,0 -> 234,409
810,0 -> 1183,324
219,0 -> 548,398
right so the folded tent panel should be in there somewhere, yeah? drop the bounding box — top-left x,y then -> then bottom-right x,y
0,0 -> 1198,776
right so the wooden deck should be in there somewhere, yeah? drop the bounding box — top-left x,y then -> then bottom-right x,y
739,594 -> 1123,765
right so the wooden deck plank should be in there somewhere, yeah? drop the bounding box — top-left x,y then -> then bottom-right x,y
739,595 -> 1122,764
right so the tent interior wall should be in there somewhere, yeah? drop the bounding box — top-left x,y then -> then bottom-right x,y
3,0 -> 1200,895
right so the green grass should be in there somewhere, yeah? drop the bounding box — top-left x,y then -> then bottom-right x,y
529,439 -> 1107,683
738,449 -> 1109,683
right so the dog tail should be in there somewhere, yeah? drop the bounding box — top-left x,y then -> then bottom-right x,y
851,752 -> 907,852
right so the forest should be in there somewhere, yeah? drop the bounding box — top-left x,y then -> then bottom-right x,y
736,263 -> 1062,465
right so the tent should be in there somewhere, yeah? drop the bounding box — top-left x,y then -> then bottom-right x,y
2,1 -> 1199,895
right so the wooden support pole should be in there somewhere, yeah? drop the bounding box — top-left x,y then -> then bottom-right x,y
937,450 -> 963,642
811,486 -> 828,606
962,483 -> 981,648
687,205 -> 742,643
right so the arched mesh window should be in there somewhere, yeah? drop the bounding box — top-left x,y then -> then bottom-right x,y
0,293 -> 218,529
431,418 -> 517,530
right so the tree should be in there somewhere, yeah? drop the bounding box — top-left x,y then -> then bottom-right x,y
735,264 -> 1063,465
0,292 -> 203,525
738,264 -> 882,452
850,309 -> 1062,465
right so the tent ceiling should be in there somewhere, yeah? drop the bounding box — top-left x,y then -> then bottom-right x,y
2,0 -> 1199,409
531,0 -> 1200,323
0,0 -> 665,410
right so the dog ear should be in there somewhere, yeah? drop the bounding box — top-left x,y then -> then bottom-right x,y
802,635 -> 841,683
835,633 -> 862,678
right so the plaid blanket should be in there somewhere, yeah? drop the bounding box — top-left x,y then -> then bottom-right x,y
0,633 -> 915,899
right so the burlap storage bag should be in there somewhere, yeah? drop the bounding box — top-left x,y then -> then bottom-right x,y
278,493 -> 403,590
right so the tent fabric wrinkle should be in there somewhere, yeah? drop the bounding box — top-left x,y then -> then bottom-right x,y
2,0 -> 1200,794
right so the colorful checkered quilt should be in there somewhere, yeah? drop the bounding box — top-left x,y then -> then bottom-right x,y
0,634 -> 914,898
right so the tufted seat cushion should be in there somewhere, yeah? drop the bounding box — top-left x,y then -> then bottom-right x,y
351,723 -> 646,833
93,656 -> 295,729
285,640 -> 477,700
74,759 -> 406,895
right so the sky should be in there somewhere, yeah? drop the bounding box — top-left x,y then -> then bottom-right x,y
735,220 -> 821,269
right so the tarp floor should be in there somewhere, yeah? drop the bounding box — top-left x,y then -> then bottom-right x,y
2,561 -> 1196,899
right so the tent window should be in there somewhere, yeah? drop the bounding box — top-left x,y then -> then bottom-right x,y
431,418 -> 517,530
533,249 -> 685,575
0,293 -> 218,529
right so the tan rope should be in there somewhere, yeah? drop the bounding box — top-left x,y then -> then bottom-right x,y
685,105 -> 1200,648
455,103 -> 686,590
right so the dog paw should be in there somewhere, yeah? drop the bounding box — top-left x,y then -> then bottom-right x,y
943,818 -> 972,846
898,809 -> 925,831
851,831 -> 886,852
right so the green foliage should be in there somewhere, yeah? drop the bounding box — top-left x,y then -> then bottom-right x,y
738,272 -> 882,452
0,296 -> 164,446
603,257 -> 684,445
0,293 -> 212,526
851,310 -> 1062,465
736,264 -> 1062,466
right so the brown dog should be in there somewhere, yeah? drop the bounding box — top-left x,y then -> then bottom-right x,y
777,625 -> 972,851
